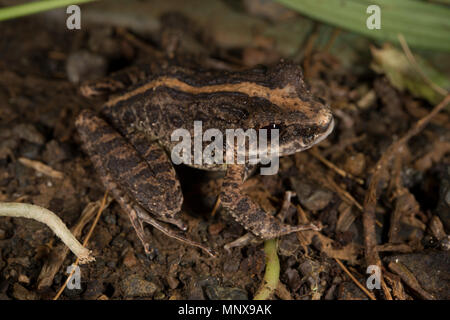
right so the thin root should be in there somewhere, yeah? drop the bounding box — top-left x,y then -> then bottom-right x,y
0,202 -> 94,264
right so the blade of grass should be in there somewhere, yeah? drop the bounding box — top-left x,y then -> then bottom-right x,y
276,0 -> 450,52
0,0 -> 98,22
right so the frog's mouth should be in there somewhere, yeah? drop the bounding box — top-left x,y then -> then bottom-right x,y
276,116 -> 334,156
240,116 -> 334,160
313,117 -> 335,145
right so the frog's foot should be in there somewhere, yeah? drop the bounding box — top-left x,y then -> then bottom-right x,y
135,206 -> 216,258
220,165 -> 321,240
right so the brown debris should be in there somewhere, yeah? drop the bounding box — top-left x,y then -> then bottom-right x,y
388,261 -> 435,300
362,95 -> 450,268
37,197 -> 112,290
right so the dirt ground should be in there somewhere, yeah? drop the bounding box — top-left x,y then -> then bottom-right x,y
0,5 -> 449,300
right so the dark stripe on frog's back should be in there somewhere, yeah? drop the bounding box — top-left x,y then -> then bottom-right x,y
100,85 -> 283,139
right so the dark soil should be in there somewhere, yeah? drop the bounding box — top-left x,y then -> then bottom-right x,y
0,10 -> 449,301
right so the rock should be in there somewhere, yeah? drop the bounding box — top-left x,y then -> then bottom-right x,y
18,274 -> 30,285
278,233 -> 301,256
92,225 -> 113,249
204,285 -> 248,300
66,50 -> 107,84
88,27 -> 123,58
12,124 -> 45,145
17,141 -> 41,160
122,251 -> 138,268
187,285 -> 205,300
82,280 -> 104,300
0,229 -> 5,240
283,268 -> 301,292
290,179 -> 333,211
103,213 -> 117,225
337,282 -> 368,300
343,153 -> 366,177
154,292 -> 166,300
12,283 -> 38,300
166,275 -> 179,290
121,275 -> 157,298
299,259 -> 321,288
208,222 -> 225,235
223,255 -> 241,273
42,140 -> 69,165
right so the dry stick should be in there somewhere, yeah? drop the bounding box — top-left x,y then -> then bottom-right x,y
309,147 -> 364,185
18,157 -> 64,179
363,95 -> 450,269
380,277 -> 393,300
334,258 -> 376,300
210,197 -> 221,217
0,202 -> 94,264
53,191 -> 109,300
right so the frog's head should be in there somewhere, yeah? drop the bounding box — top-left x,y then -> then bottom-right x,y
248,61 -> 334,157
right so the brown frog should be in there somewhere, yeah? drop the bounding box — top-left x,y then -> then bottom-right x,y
75,57 -> 334,257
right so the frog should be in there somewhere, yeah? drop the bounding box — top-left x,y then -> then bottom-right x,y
75,56 -> 334,257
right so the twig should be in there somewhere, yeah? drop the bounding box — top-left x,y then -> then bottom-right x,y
254,239 -> 280,300
210,197 -> 221,217
324,175 -> 364,212
0,202 -> 93,263
53,191 -> 109,300
309,148 -> 364,185
388,261 -> 435,300
334,258 -> 376,300
18,157 -> 64,179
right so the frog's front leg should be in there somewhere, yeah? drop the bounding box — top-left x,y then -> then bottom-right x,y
75,110 -> 213,256
220,164 -> 320,240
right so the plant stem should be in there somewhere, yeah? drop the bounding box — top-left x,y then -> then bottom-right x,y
254,239 -> 280,300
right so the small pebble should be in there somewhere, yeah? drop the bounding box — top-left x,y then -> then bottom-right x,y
122,251 -> 138,268
18,274 -> 30,285
66,50 -> 107,84
121,275 -> 157,298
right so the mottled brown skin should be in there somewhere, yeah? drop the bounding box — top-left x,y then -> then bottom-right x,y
76,58 -> 334,255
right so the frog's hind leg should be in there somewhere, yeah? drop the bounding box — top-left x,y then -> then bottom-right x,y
220,164 -> 321,240
124,130 -> 187,230
75,109 -> 211,256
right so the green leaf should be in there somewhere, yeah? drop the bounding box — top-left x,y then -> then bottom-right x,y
0,0 -> 98,22
276,0 -> 450,52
